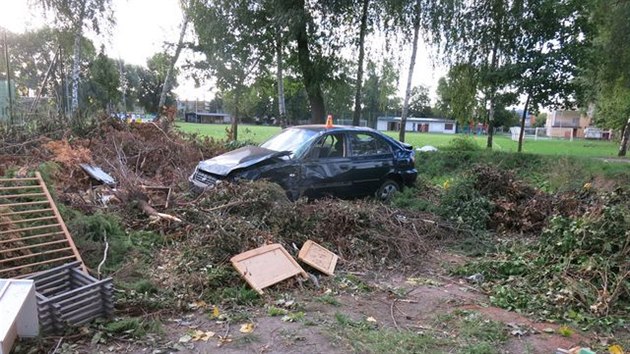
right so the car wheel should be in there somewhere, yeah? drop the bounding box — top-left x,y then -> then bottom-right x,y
376,179 -> 399,202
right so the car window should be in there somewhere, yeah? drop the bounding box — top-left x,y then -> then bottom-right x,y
310,134 -> 346,159
349,133 -> 392,156
260,128 -> 320,158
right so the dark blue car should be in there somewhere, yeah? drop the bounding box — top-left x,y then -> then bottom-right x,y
190,125 -> 417,201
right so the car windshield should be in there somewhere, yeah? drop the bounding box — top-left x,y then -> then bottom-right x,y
260,128 -> 321,158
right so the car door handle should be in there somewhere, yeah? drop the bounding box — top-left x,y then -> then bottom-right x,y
339,164 -> 350,170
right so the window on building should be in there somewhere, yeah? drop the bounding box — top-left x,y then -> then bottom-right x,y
444,123 -> 454,130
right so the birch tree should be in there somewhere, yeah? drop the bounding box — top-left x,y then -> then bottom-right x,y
157,0 -> 191,124
40,0 -> 114,116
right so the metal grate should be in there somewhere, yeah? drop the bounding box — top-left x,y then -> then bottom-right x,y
0,172 -> 85,278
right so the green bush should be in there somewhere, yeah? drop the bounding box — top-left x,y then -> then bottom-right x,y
438,178 -> 493,230
456,197 -> 630,330
444,135 -> 482,152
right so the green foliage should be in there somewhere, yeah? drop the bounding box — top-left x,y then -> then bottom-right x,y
209,286 -> 261,308
224,139 -> 258,150
458,196 -> 630,330
104,317 -> 161,338
267,306 -> 288,316
444,135 -> 482,152
435,64 -> 479,125
315,294 -> 341,306
438,178 -> 493,230
85,46 -> 120,111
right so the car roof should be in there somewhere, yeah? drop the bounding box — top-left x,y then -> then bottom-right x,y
288,124 -> 378,133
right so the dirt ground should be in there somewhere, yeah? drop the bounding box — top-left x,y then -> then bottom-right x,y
59,249 -> 596,354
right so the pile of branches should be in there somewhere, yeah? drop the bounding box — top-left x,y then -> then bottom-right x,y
460,188 -> 630,329
470,165 -> 598,233
143,180 -> 449,302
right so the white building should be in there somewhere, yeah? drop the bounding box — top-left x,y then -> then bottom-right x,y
376,116 -> 457,134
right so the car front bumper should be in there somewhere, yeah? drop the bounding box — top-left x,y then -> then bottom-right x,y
400,169 -> 418,187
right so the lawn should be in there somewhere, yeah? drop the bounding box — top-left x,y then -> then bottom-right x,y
177,122 -> 623,158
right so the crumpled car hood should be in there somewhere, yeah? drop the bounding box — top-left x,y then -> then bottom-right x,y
198,146 -> 289,176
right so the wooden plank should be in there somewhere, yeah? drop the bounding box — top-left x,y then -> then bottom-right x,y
0,247 -> 72,264
0,255 -> 76,274
0,201 -> 49,208
28,262 -> 81,281
0,177 -> 38,182
297,240 -> 339,276
70,268 -> 98,284
230,243 -> 307,295
0,231 -> 65,245
32,269 -> 70,288
0,239 -> 68,255
65,306 -> 106,326
36,274 -> 70,292
45,281 -> 107,304
0,193 -> 46,199
35,172 -> 86,273
0,223 -> 61,235
0,208 -> 53,218
0,185 -> 42,191
58,292 -> 102,314
0,216 -> 57,226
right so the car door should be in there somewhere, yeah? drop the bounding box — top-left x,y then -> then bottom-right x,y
346,132 -> 394,196
299,132 -> 354,198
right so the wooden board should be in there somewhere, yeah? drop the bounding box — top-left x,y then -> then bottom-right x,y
298,240 -> 338,276
0,172 -> 85,277
230,244 -> 306,295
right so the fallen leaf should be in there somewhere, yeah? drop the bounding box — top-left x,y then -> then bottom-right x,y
542,327 -> 554,333
240,323 -> 255,333
191,330 -> 215,342
366,317 -> 377,323
178,334 -> 192,343
189,300 -> 208,310
212,305 -> 220,318
609,344 -> 624,354
217,335 -> 233,347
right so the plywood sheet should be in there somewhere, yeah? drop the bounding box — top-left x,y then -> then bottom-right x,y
298,240 -> 338,276
230,244 -> 306,294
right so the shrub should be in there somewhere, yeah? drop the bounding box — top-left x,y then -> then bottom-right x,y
444,135 -> 481,152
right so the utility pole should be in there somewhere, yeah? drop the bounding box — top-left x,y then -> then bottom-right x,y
3,30 -> 14,125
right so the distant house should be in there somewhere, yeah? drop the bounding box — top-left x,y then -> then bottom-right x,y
376,116 -> 456,134
185,112 -> 231,124
545,110 -> 591,139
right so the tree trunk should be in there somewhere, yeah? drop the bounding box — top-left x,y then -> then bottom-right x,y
293,0 -> 325,124
231,93 -> 240,141
70,31 -> 82,114
619,116 -> 630,157
70,2 -> 87,115
517,94 -> 530,153
486,28 -> 501,149
399,0 -> 422,143
3,30 -> 13,124
276,28 -> 287,128
158,4 -> 189,121
352,0 -> 369,127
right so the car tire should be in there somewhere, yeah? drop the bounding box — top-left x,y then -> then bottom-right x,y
376,179 -> 399,202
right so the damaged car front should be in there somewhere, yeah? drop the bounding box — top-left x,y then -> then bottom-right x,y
189,127 -> 320,198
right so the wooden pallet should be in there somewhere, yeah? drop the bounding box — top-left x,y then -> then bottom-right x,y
0,172 -> 85,278
26,262 -> 113,334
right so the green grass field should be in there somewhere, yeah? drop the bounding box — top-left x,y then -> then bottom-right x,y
177,122 -> 623,158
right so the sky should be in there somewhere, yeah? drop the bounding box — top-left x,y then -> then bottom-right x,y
0,0 -> 447,103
